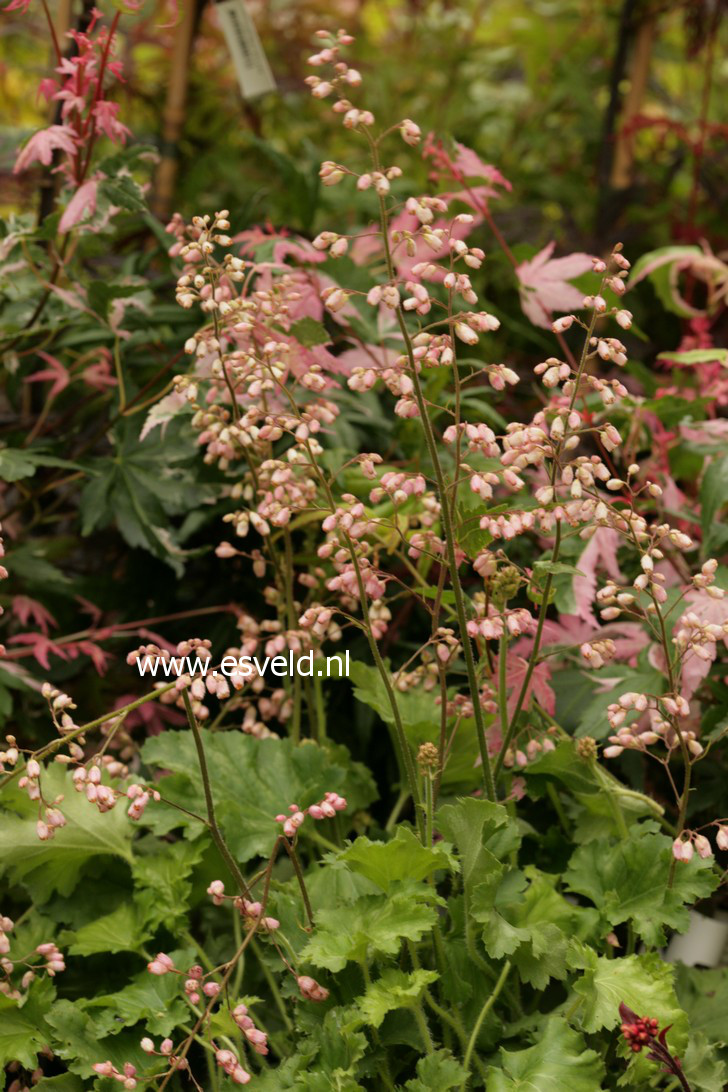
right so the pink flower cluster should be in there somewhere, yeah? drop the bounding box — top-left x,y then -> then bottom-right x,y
275,791 -> 347,837
215,1048 -> 251,1085
232,1002 -> 269,1055
92,1061 -> 138,1089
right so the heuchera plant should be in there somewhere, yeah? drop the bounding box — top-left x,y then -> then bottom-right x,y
2,16 -> 728,1092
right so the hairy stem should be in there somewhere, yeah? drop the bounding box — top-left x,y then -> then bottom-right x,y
182,689 -> 251,899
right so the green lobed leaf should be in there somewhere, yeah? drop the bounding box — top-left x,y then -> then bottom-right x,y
570,946 -> 690,1088
64,902 -> 150,957
0,764 -> 134,902
357,968 -> 438,1028
141,730 -> 376,863
473,867 -> 575,988
485,1016 -> 606,1090
338,827 -> 454,893
680,1031 -> 728,1092
404,1049 -> 468,1090
674,964 -> 728,1047
86,954 -> 193,1038
300,891 -> 438,972
0,978 -> 56,1070
565,829 -> 719,946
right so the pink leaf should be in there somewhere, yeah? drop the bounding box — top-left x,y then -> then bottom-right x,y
504,656 -> 555,717
24,351 -> 70,400
7,633 -> 70,670
677,589 -> 728,700
571,528 -> 623,624
515,241 -> 594,329
423,134 -> 512,192
59,179 -> 99,233
13,125 -> 78,173
11,596 -> 57,635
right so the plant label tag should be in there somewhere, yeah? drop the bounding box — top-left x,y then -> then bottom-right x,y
216,0 -> 276,101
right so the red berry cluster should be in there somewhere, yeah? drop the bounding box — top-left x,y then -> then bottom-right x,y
620,1014 -> 659,1053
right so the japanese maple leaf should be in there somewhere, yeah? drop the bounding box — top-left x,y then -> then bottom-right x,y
59,179 -> 99,233
516,241 -> 594,329
423,135 -> 512,194
11,596 -> 57,635
81,349 -> 117,391
13,125 -> 78,173
75,640 -> 111,675
572,527 -> 624,623
503,656 -> 555,717
516,615 -> 648,663
677,589 -> 728,700
24,351 -> 70,400
92,101 -> 131,144
8,632 -> 71,670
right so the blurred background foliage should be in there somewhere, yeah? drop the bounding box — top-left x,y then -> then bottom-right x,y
2,0 -> 727,249
0,0 -> 726,761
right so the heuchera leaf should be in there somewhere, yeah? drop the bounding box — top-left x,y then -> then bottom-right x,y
674,964 -> 728,1048
569,946 -> 688,1042
357,968 -> 439,1028
564,829 -> 719,946
473,867 -> 576,988
404,1049 -> 468,1090
485,1016 -> 606,1090
300,892 -> 438,972
86,954 -> 193,1037
338,827 -> 454,893
0,764 -> 134,902
0,978 -> 56,1071
141,730 -> 376,863
64,902 -> 150,957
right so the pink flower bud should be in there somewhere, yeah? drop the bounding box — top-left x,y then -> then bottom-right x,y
694,834 -> 713,859
297,974 -> 330,1002
672,837 -> 694,863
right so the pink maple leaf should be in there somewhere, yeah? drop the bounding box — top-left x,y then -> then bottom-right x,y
503,656 -> 555,717
515,241 -> 594,329
11,596 -> 57,636
571,527 -> 624,624
75,640 -> 111,675
24,351 -> 70,400
75,595 -> 104,626
423,134 -> 512,193
677,589 -> 728,700
13,125 -> 78,173
59,179 -> 99,233
7,633 -> 71,670
92,101 -> 131,144
517,614 -> 648,664
81,348 -> 117,391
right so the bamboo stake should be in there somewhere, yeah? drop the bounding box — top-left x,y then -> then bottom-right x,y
610,14 -> 656,190
152,0 -> 198,219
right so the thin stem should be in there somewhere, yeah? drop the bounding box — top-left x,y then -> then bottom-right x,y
182,690 -> 251,899
494,306 -> 600,778
281,838 -> 314,930
498,630 -> 508,755
372,173 -> 495,801
460,961 -> 511,1088
413,1000 -> 436,1054
251,937 -> 294,1033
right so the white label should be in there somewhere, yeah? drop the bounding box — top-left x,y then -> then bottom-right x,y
216,0 -> 276,101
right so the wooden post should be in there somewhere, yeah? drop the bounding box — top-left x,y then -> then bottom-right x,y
610,14 -> 656,190
152,0 -> 199,220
